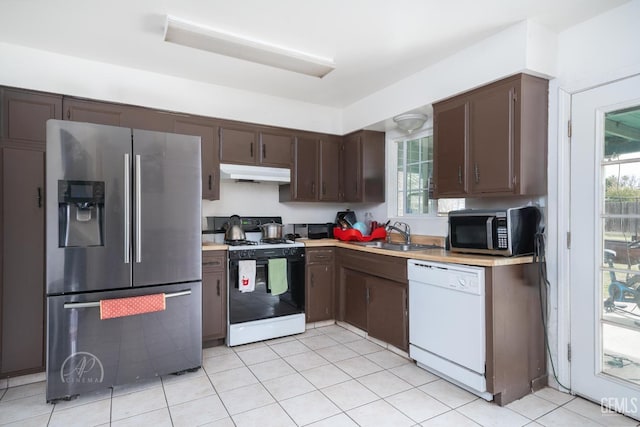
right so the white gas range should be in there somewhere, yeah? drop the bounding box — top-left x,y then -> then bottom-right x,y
207,216 -> 306,346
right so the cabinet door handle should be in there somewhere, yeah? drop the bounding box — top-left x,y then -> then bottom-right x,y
216,279 -> 220,296
203,261 -> 221,266
311,182 -> 316,195
37,187 -> 42,208
262,144 -> 266,159
250,142 -> 254,158
366,288 -> 370,304
311,272 -> 315,288
474,163 -> 480,183
458,166 -> 463,185
208,174 -> 212,190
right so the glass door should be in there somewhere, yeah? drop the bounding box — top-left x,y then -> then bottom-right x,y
570,74 -> 640,420
601,106 -> 640,387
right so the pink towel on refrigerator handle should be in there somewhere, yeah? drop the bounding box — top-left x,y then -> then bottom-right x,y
99,293 -> 166,320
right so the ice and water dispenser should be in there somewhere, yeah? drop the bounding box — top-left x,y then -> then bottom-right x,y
58,180 -> 105,247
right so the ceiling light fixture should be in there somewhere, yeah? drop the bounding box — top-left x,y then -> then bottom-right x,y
393,113 -> 428,133
163,15 -> 335,78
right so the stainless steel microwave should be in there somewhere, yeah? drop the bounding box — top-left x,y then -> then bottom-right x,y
448,206 -> 541,256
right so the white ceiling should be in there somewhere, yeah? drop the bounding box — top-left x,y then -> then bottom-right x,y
0,0 -> 629,108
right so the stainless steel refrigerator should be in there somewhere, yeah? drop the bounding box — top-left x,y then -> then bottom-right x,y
45,120 -> 202,402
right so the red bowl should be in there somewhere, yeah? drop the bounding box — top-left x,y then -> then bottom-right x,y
333,226 -> 387,242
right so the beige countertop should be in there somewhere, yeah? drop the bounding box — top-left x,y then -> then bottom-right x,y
299,238 -> 534,267
202,238 -> 533,267
202,243 -> 228,251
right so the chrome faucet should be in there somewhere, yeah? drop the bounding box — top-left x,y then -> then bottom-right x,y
386,221 -> 411,244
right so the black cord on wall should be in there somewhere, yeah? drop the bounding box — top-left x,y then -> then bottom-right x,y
534,228 -> 572,392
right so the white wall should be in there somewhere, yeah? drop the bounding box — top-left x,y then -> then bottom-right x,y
342,20 -> 558,134
0,42 -> 343,135
546,0 -> 640,389
203,181 -> 386,227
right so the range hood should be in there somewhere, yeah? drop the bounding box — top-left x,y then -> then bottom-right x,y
219,163 -> 291,183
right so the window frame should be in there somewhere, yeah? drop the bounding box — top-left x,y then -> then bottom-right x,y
396,131 -> 435,217
389,128 -> 438,218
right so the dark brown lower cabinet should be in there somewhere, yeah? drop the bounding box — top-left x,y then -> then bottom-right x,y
343,269 -> 368,331
1,147 -> 45,376
367,276 -> 408,350
202,251 -> 227,344
305,248 -> 334,322
485,263 -> 546,405
338,249 -> 408,351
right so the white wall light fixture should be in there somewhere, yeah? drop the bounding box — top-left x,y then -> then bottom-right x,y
393,113 -> 428,133
164,15 -> 335,78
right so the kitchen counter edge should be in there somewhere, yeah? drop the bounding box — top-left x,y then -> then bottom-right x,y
299,238 -> 534,267
202,243 -> 228,251
201,239 -> 534,267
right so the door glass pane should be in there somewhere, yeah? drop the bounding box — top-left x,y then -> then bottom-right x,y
600,105 -> 640,386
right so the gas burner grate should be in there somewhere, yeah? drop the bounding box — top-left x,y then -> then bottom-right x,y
260,238 -> 290,245
225,240 -> 258,246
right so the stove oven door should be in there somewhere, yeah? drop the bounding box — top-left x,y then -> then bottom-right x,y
228,256 -> 305,325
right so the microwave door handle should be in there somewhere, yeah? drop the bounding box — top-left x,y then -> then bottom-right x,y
486,217 -> 494,250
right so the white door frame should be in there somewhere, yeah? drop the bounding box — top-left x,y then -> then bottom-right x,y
549,83 -> 573,391
569,74 -> 640,412
552,72 -> 640,399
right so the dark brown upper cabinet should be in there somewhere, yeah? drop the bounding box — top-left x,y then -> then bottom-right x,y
124,105 -> 174,132
433,100 -> 469,197
63,97 -> 173,132
1,88 -> 62,148
63,97 -> 125,126
174,116 -> 220,201
342,130 -> 385,203
290,135 -> 319,201
433,73 -> 548,198
280,134 -> 342,202
319,136 -> 342,202
219,126 -> 256,165
219,125 -> 292,168
259,131 -> 293,168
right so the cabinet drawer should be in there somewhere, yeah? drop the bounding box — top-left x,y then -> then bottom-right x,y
307,248 -> 334,264
202,252 -> 226,270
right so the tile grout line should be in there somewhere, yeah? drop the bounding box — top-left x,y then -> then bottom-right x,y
291,328 -> 416,425
202,356 -> 236,424
226,327 -> 377,425
159,375 -> 176,427
6,324 -> 638,427
558,397 -> 639,427
291,327 -> 379,426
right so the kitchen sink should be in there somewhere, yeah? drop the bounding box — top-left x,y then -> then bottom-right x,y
348,241 -> 442,252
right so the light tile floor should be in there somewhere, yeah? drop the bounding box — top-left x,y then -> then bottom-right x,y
0,324 -> 638,426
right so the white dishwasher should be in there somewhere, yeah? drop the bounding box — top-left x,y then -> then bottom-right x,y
408,259 -> 492,401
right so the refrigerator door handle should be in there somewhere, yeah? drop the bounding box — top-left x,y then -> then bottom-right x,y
135,154 -> 142,263
124,153 -> 130,264
63,290 -> 193,309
